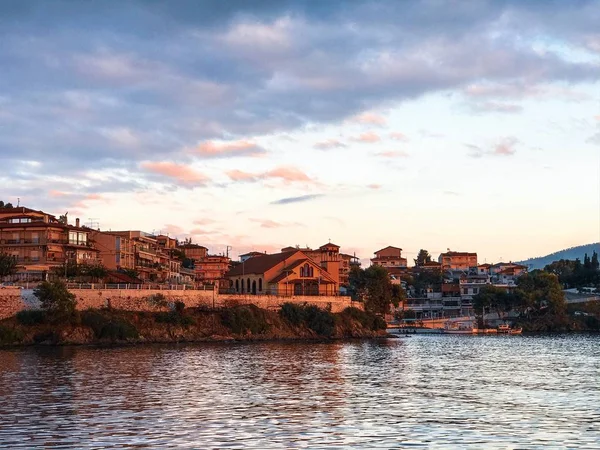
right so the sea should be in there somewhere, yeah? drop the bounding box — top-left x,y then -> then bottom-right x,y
0,334 -> 598,448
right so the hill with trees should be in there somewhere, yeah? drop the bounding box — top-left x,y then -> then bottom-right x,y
517,243 -> 600,270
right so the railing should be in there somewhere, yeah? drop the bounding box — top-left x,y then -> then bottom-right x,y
65,283 -> 213,291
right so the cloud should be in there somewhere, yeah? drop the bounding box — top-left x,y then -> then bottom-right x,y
193,218 -> 216,226
367,184 -> 382,190
467,138 -> 519,158
352,132 -> 381,143
1,0 -> 599,196
389,132 -> 409,142
587,132 -> 600,145
271,194 -> 324,205
314,139 -> 346,150
141,161 -> 210,185
469,102 -> 524,114
350,112 -> 387,126
226,166 -> 314,184
377,150 -> 410,158
194,139 -> 266,158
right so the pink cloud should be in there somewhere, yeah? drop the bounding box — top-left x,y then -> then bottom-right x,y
389,132 -> 409,141
264,167 -> 312,182
377,150 -> 410,158
351,112 -> 387,126
314,139 -> 346,150
141,161 -> 210,185
250,219 -> 283,228
193,218 -> 216,226
85,193 -> 104,201
226,169 -> 257,182
49,190 -> 68,198
492,138 -> 518,156
367,184 -> 382,190
595,115 -> 600,122
352,131 -> 381,143
195,139 -> 265,158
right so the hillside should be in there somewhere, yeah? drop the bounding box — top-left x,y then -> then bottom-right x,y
518,243 -> 600,270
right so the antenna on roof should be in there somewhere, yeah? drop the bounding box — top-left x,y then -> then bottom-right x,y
17,197 -> 20,207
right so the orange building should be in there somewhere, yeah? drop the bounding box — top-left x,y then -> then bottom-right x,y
90,230 -> 135,271
0,207 -> 98,280
438,251 -> 478,270
371,246 -> 407,268
178,243 -> 208,261
227,249 -> 338,295
110,231 -> 167,282
195,255 -> 230,286
339,253 -> 361,286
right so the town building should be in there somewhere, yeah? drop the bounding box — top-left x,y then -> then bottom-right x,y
371,246 -> 408,269
227,249 -> 338,296
239,251 -> 266,262
0,207 -> 99,280
438,251 -> 478,270
178,243 -> 208,261
110,231 -> 166,282
339,253 -> 361,287
195,255 -> 231,286
90,231 -> 135,271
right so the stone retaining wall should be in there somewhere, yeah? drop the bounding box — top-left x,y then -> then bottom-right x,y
0,288 -> 360,319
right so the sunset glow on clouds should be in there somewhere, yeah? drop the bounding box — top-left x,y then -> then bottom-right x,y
0,1 -> 599,262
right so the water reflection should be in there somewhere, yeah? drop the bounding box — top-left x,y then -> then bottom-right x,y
1,336 -> 599,448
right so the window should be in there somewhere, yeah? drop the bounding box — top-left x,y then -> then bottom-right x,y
9,218 -> 31,224
259,278 -> 263,291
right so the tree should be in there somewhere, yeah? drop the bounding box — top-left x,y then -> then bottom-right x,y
473,285 -> 517,320
121,268 -> 140,281
80,262 -> 108,282
4,202 -> 13,208
53,260 -> 80,279
34,279 -> 77,321
349,265 -> 400,315
0,253 -> 18,279
414,249 -> 432,266
592,251 -> 599,271
515,271 -> 566,318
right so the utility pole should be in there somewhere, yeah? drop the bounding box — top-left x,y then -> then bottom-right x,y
226,245 -> 232,259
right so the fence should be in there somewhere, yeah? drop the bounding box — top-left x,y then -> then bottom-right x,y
65,283 -> 214,291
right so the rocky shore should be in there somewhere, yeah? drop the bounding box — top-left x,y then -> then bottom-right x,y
0,304 -> 389,346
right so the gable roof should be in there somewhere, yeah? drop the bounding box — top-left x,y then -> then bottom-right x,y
269,258 -> 336,283
374,246 -> 403,254
227,250 -> 298,276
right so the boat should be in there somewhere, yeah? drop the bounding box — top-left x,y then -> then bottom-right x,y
442,321 -> 475,334
497,323 -> 522,335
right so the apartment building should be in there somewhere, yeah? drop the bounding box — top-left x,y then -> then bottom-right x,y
438,251 -> 478,270
0,207 -> 98,280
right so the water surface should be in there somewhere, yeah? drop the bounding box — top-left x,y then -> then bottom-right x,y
1,335 -> 599,448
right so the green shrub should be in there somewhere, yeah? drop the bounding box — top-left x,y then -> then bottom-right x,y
34,279 -> 77,323
303,305 -> 335,337
99,319 -> 138,341
280,302 -> 306,325
342,307 -> 387,331
174,301 -> 185,314
16,309 -> 46,325
81,310 -> 138,341
0,325 -> 24,344
155,311 -> 195,326
33,330 -> 58,344
221,305 -> 269,335
147,293 -> 168,309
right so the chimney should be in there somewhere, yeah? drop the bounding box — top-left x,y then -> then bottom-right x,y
76,218 -> 80,228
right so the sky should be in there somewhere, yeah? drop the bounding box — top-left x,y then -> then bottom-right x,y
0,0 -> 599,265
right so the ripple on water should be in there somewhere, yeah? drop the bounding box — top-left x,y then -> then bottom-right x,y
0,335 -> 599,448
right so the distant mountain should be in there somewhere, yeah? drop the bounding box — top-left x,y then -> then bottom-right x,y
517,243 -> 600,270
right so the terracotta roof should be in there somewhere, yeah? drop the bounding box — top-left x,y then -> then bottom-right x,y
240,251 -> 265,257
441,251 -> 477,256
374,246 -> 402,254
227,250 -> 298,276
478,263 -> 491,268
270,258 -> 336,283
178,244 -> 208,250
319,242 -> 340,249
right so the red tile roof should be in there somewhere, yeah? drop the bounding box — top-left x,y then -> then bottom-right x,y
226,250 -> 298,276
